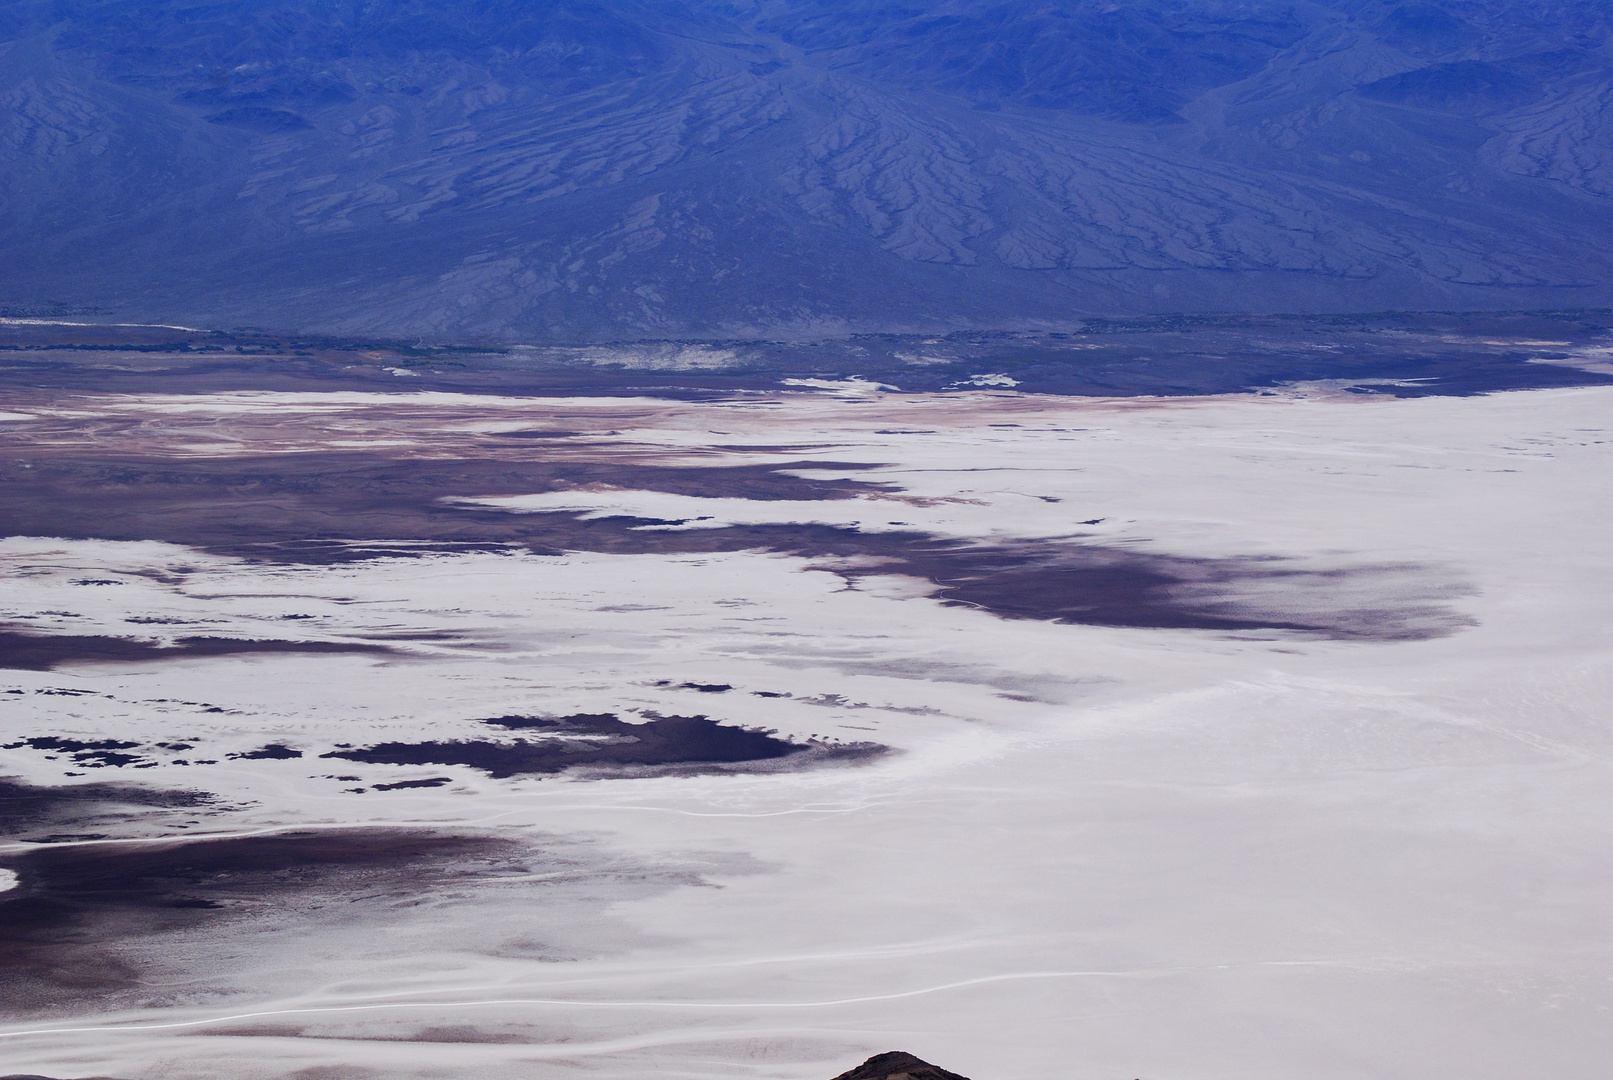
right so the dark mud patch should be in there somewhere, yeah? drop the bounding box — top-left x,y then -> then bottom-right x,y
1,737 -> 148,769
528,523 -> 1468,640
0,440 -> 1472,639
325,712 -> 886,779
489,429 -> 586,440
372,776 -> 452,791
658,680 -> 732,693
0,829 -> 521,1013
0,825 -> 731,1017
0,776 -> 215,844
0,630 -> 393,671
0,447 -> 1472,637
841,539 -> 1474,640
229,744 -> 304,760
0,454 -> 890,562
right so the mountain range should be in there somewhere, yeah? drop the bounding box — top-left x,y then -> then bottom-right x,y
4,0 -> 1612,339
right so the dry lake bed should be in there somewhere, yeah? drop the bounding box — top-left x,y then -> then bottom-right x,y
2,324 -> 1611,1079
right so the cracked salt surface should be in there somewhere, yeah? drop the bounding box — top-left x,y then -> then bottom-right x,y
0,385 -> 1610,1079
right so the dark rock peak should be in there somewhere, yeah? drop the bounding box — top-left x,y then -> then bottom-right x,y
831,1051 -> 972,1080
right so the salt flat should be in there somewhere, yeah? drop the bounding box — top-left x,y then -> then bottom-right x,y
1,384 -> 1610,1079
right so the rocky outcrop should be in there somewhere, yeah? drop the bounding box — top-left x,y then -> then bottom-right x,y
830,1051 -> 972,1080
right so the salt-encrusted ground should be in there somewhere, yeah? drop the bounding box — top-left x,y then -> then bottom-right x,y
1,385 -> 1610,1079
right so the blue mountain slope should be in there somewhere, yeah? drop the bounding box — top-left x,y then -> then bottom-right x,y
2,0 -> 1612,338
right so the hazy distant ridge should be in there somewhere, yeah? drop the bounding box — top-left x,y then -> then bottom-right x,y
3,0 -> 1612,338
